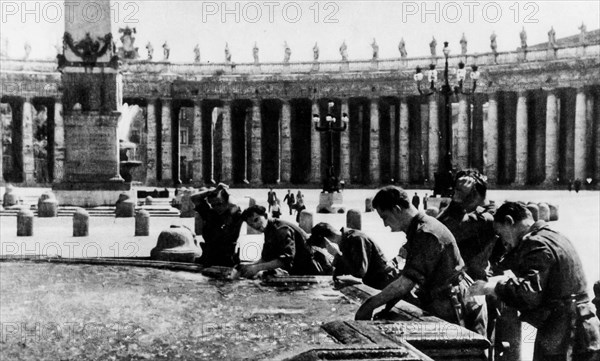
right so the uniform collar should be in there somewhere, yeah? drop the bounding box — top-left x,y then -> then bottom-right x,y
407,212 -> 426,237
528,220 -> 549,234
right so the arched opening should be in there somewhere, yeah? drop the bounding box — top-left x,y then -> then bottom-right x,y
290,98 -> 312,184
1,97 -> 24,183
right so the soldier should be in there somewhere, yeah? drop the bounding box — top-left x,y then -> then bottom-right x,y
239,205 -> 330,277
437,169 -> 499,338
191,183 -> 244,267
355,186 -> 487,337
309,222 -> 400,290
469,202 -> 600,360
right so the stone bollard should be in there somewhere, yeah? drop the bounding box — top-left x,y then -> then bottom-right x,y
548,203 -> 559,221
73,208 -> 89,237
115,193 -> 135,218
365,197 -> 373,212
346,209 -> 362,230
425,207 -> 439,218
151,225 -> 202,263
179,188 -> 196,218
38,192 -> 58,217
17,209 -> 34,236
135,210 -> 150,236
145,196 -> 153,205
298,210 -> 314,234
537,203 -> 550,222
526,203 -> 539,221
247,197 -> 256,207
3,184 -> 19,207
194,213 -> 204,236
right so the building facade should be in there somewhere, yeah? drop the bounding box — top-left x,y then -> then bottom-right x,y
1,33 -> 599,189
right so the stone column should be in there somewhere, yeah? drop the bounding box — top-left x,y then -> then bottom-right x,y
280,99 -> 292,183
146,98 -> 158,184
399,98 -> 410,183
420,103 -> 429,182
250,99 -> 262,184
484,93 -> 498,184
574,88 -> 587,181
22,97 -> 35,185
340,98 -> 350,183
456,94 -> 469,170
428,96 -> 439,182
192,100 -> 203,186
515,91 -> 528,185
544,91 -> 559,184
310,100 -> 321,184
369,98 -> 380,184
221,100 -> 232,184
53,100 -> 65,183
160,98 -> 172,183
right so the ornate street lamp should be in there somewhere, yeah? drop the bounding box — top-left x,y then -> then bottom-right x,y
414,41 -> 480,197
313,101 -> 348,193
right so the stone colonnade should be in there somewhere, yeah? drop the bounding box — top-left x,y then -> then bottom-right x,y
1,86 -> 599,188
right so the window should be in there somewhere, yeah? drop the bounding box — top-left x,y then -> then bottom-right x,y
180,128 -> 188,145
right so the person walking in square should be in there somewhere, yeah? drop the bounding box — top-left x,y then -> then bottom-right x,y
411,192 -> 420,210
267,187 -> 277,212
283,189 -> 296,215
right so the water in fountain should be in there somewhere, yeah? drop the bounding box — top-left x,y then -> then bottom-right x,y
117,103 -> 142,182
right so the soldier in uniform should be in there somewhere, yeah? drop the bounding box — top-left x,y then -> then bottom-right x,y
239,205 -> 329,278
191,183 -> 243,267
437,169 -> 501,342
355,186 -> 487,337
309,222 -> 400,290
469,202 -> 600,361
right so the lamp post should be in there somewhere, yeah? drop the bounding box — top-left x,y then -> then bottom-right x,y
414,41 -> 480,197
313,101 -> 348,193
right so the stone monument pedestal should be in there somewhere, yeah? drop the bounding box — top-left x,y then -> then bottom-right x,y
316,192 -> 346,214
53,111 -> 134,207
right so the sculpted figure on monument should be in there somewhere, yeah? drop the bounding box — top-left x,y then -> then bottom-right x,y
398,38 -> 407,58
490,31 -> 498,53
253,42 -> 259,63
225,42 -> 232,62
460,33 -> 467,55
520,27 -> 528,49
579,23 -> 587,45
23,42 -> 31,60
340,40 -> 348,61
548,26 -> 557,48
194,44 -> 201,63
162,41 -> 170,61
146,42 -> 153,60
283,41 -> 291,63
118,26 -> 139,60
371,38 -> 379,60
429,36 -> 437,57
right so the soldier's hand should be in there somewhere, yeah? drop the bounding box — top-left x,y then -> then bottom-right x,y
453,176 -> 476,203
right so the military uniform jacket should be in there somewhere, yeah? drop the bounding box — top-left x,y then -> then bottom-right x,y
333,228 -> 399,290
437,201 -> 497,280
262,219 -> 318,275
495,221 -> 600,357
196,201 -> 243,267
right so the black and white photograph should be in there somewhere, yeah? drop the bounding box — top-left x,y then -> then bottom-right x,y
1,1 -> 599,360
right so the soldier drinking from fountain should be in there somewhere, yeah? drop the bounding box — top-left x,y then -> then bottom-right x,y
437,169 -> 499,337
239,205 -> 330,278
191,183 -> 244,267
355,186 -> 487,338
468,202 -> 600,361
309,222 -> 400,290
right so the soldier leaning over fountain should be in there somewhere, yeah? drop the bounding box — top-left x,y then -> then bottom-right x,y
355,186 -> 487,338
468,202 -> 600,361
191,183 -> 243,267
239,205 -> 331,278
309,222 -> 399,290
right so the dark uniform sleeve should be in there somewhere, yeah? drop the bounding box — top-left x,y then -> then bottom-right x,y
271,226 -> 296,270
402,233 -> 443,286
335,236 -> 370,278
495,237 -> 554,310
